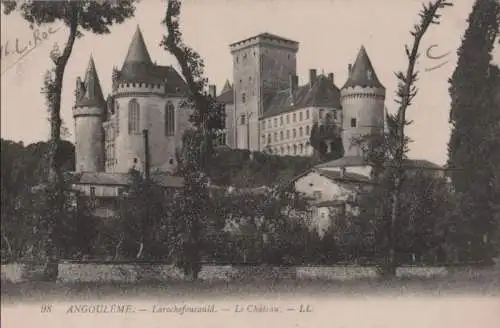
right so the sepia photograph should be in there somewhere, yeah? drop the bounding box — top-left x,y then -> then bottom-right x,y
1,0 -> 499,327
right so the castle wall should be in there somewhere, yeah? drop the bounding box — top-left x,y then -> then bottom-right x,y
260,106 -> 341,156
112,94 -> 191,174
74,106 -> 104,172
340,86 -> 385,157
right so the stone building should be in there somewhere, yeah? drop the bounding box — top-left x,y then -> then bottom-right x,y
70,26 -> 187,213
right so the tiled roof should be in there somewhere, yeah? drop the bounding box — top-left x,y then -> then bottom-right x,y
75,56 -> 105,108
69,171 -> 184,188
316,168 -> 371,183
230,32 -> 299,46
316,156 -> 443,170
342,46 -> 384,90
261,75 -> 341,118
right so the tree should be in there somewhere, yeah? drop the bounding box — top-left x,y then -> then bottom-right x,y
447,0 -> 500,263
354,0 -> 453,276
309,113 -> 343,162
2,0 -> 137,279
162,0 -> 224,280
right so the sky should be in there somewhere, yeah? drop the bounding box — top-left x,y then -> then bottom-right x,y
1,0 -> 499,166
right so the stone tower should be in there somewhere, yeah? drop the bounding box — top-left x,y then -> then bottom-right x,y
110,26 -> 189,174
230,33 -> 299,151
73,56 -> 106,172
340,46 -> 385,157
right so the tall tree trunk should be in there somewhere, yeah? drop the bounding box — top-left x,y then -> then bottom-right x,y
43,5 -> 79,281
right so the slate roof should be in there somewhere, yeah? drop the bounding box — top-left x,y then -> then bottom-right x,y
69,171 -> 184,188
217,80 -> 234,104
114,26 -> 188,94
342,46 -> 384,90
75,56 -> 106,108
261,75 -> 341,118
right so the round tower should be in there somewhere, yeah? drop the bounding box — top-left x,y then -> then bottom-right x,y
73,56 -> 106,172
340,46 -> 386,157
112,26 -> 184,174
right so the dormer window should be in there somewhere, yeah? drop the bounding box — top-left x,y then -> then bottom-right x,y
367,70 -> 373,80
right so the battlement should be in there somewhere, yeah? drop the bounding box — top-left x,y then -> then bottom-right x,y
230,33 -> 299,53
340,85 -> 386,100
73,106 -> 104,118
114,81 -> 166,96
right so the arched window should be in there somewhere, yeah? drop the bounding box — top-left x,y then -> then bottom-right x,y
293,128 -> 297,138
300,144 -> 304,154
280,131 -> 284,141
287,145 -> 291,154
293,144 -> 297,155
128,99 -> 140,134
306,125 -> 310,135
299,126 -> 303,137
267,133 -> 272,144
165,101 -> 175,136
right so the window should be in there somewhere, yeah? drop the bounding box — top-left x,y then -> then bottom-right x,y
313,190 -> 322,200
286,130 -> 290,139
300,144 -> 304,153
267,133 -> 272,144
128,98 -> 140,134
236,56 -> 239,63
261,121 -> 266,130
299,126 -> 303,137
333,110 -> 338,120
306,125 -> 310,135
268,120 -> 271,128
351,118 -> 357,127
280,146 -> 284,154
293,128 -> 297,138
280,131 -> 284,141
286,115 -> 290,124
319,109 -> 324,120
306,109 -> 310,120
280,116 -> 284,126
293,144 -> 297,155
293,113 -> 296,122
274,132 -> 278,142
242,93 -> 246,103
287,145 -> 291,154
274,118 -> 278,128
367,70 -> 373,80
299,111 -> 303,121
241,115 -> 246,125
165,102 -> 175,136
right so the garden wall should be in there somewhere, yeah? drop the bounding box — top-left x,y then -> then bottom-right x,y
2,262 -> 489,284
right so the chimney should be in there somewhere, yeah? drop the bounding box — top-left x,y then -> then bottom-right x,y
143,129 -> 150,180
309,69 -> 317,85
328,73 -> 334,84
348,64 -> 352,77
208,84 -> 217,98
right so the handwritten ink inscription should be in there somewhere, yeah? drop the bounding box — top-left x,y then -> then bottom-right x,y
1,26 -> 60,59
425,44 -> 451,72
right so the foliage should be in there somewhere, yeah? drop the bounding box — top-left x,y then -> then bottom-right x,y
3,0 -> 138,278
309,113 -> 344,162
447,0 -> 500,263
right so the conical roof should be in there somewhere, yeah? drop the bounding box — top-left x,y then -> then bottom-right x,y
119,26 -> 154,82
342,46 -> 384,90
75,55 -> 105,108
220,80 -> 232,94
